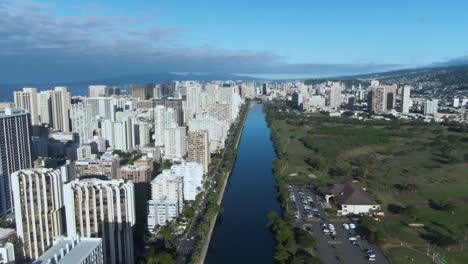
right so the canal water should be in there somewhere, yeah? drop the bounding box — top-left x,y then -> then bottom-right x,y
205,103 -> 280,263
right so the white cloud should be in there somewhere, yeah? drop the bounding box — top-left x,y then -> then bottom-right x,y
0,0 -> 403,83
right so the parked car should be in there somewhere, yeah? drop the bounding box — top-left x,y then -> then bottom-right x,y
348,236 -> 357,241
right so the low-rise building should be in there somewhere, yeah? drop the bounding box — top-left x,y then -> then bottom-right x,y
147,199 -> 179,230
75,154 -> 120,179
328,182 -> 380,216
0,242 -> 15,264
33,236 -> 103,264
117,165 -> 151,183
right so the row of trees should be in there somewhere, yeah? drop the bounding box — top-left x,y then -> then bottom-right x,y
266,104 -> 322,264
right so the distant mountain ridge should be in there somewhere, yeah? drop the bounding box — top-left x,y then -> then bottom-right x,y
304,64 -> 468,96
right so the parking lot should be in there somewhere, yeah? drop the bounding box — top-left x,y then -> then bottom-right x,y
288,185 -> 389,264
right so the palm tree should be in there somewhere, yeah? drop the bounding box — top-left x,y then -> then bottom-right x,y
159,226 -> 176,251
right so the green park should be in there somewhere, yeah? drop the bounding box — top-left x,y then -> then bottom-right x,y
265,102 -> 468,264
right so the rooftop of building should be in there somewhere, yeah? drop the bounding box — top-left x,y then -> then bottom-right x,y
329,182 -> 379,206
0,228 -> 15,240
152,170 -> 181,183
68,178 -> 129,187
0,108 -> 28,117
33,236 -> 102,264
119,165 -> 150,172
11,168 -> 58,176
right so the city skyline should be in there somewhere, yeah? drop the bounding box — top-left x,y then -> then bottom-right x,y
1,0 -> 468,83
1,1 -> 468,263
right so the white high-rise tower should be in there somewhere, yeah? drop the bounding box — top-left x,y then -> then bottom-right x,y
402,85 -> 411,114
14,88 -> 40,125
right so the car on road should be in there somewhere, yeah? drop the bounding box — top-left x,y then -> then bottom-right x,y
342,223 -> 350,230
349,223 -> 356,229
348,236 -> 357,241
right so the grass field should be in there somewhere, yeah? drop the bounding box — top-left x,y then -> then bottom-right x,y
265,102 -> 468,263
386,247 -> 433,264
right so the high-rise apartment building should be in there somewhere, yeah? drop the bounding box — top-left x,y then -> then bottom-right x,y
118,165 -> 152,232
151,106 -> 178,146
453,97 -> 460,108
188,117 -> 229,152
187,130 -> 210,173
424,99 -> 439,116
132,84 -> 154,101
38,91 -> 52,126
89,85 -> 108,97
171,162 -> 204,201
64,179 -> 135,264
328,86 -> 342,108
154,99 -> 184,126
262,83 -> 268,95
163,127 -> 187,162
11,168 -> 64,260
49,87 -> 71,132
151,170 -> 183,209
385,85 -> 397,110
14,88 -> 40,125
148,170 -> 183,229
84,97 -> 117,121
0,108 -> 32,215
71,103 -> 95,144
101,114 -> 135,152
368,85 -> 397,113
402,85 -> 411,114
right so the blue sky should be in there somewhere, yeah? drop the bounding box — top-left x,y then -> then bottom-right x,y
0,0 -> 467,82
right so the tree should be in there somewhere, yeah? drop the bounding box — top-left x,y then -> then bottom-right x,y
158,226 -> 176,252
297,230 -> 316,248
0,217 -> 8,228
12,237 -> 25,264
359,216 -> 377,233
182,207 -> 195,219
274,245 -> 290,264
144,250 -> 175,264
401,206 -> 418,217
374,229 -> 388,246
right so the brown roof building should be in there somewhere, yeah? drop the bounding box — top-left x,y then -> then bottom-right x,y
117,165 -> 151,183
329,182 -> 380,216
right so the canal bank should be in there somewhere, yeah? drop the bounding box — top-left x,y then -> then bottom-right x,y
196,101 -> 248,264
205,103 -> 281,264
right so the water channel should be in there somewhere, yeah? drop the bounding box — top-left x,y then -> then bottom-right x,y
205,103 -> 280,263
